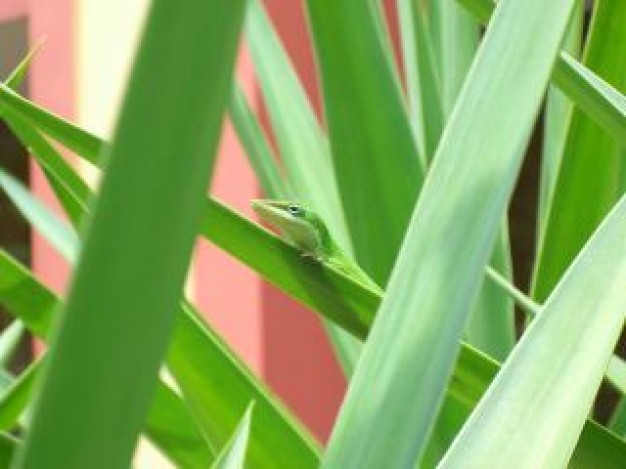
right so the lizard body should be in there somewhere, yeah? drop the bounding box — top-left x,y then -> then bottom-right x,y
251,199 -> 381,293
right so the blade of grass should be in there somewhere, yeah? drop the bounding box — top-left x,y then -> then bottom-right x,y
533,0 -> 626,302
323,0 -> 578,465
0,321 -> 24,369
0,357 -> 39,430
397,0 -> 443,162
538,4 -> 583,239
607,356 -> 626,396
2,107 -> 91,227
305,0 -> 424,286
144,378 -> 216,468
3,40 -> 44,92
14,2 -> 245,468
460,0 -> 626,143
465,227 -> 515,361
0,433 -> 18,466
439,2 -> 513,362
440,0 -> 479,117
229,82 -> 292,201
210,402 -> 254,469
609,399 -> 626,437
167,302 -> 320,468
0,169 -> 78,263
440,193 -> 626,467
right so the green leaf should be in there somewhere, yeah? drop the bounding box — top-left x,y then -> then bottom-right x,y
440,193 -> 626,467
323,0 -> 578,465
439,0 -> 479,118
0,321 -> 24,369
229,83 -> 291,200
0,357 -> 38,431
14,2 -> 246,468
0,250 -> 213,468
0,82 -> 103,160
533,0 -> 626,302
538,4 -> 583,239
210,402 -> 254,469
144,379 -> 216,469
0,169 -> 78,263
0,433 -> 18,467
4,40 -> 44,92
460,0 -> 626,143
438,0 -> 513,362
465,226 -> 515,361
397,0 -> 443,162
609,399 -> 626,437
305,0 -> 424,285
607,355 -> 626,396
2,107 -> 90,228
167,303 -> 321,468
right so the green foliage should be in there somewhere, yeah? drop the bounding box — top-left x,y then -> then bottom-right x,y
0,0 -> 625,467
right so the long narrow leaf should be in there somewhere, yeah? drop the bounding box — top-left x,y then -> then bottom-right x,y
397,0 -> 443,162
229,83 -> 291,200
14,2 -> 245,468
0,169 -> 78,263
169,305 -> 320,468
0,321 -> 24,369
533,0 -> 626,301
538,5 -> 583,239
439,0 -> 478,118
305,0 -> 424,285
609,400 -> 626,437
323,0 -> 578,465
441,193 -> 626,467
211,403 -> 254,469
0,433 -> 18,467
460,0 -> 626,143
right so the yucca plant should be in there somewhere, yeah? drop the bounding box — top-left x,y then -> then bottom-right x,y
0,0 -> 624,467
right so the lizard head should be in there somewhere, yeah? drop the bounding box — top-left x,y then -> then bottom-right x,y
251,199 -> 331,259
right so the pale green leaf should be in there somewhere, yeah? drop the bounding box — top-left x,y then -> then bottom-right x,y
211,403 -> 254,469
440,193 -> 626,467
323,0 -> 578,465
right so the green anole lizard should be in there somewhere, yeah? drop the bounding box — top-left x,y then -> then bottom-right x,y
251,199 -> 382,294
251,199 -> 536,315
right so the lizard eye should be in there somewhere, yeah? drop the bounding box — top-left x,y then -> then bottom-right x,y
287,204 -> 303,216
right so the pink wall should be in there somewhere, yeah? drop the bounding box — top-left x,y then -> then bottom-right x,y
0,0 -> 25,23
